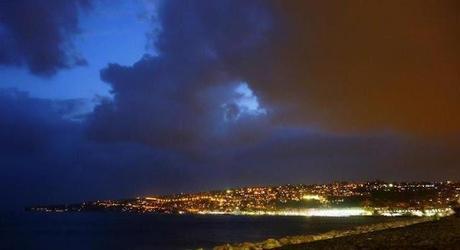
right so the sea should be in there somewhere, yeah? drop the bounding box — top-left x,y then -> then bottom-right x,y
0,212 -> 403,250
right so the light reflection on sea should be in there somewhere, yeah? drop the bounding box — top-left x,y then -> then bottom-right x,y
0,211 -> 404,250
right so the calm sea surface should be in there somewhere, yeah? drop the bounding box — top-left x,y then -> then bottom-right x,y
0,212 -> 402,250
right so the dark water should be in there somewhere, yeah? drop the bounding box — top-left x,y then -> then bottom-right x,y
0,212 -> 402,250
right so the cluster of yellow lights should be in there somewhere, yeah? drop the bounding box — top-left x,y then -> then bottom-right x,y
376,208 -> 454,217
198,208 -> 370,217
302,194 -> 327,203
196,207 -> 454,218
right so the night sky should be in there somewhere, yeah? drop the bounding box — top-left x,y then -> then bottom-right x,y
0,0 -> 459,209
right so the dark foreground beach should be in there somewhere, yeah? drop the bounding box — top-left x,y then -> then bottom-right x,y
213,216 -> 459,250
277,216 -> 460,250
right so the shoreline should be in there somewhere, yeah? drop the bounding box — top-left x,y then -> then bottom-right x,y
212,216 -> 435,250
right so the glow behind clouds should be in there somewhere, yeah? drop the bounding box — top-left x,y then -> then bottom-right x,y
234,82 -> 267,117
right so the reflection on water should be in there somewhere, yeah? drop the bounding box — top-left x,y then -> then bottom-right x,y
0,212 -> 403,250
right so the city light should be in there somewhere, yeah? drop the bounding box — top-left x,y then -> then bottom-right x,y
29,181 -> 460,218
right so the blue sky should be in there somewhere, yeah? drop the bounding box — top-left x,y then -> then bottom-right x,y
0,1 -> 150,100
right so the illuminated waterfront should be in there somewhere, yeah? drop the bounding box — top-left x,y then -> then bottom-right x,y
29,181 -> 459,218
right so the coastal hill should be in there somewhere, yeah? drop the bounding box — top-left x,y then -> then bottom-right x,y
27,181 -> 459,217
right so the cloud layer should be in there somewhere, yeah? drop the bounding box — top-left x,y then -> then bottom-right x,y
229,1 -> 460,135
0,0 -> 90,75
88,0 -> 273,152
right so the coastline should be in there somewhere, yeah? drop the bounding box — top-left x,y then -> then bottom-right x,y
212,216 -> 435,250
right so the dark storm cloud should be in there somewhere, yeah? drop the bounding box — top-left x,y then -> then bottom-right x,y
223,130 -> 460,185
90,0 -> 460,155
0,0 -> 90,76
0,89 -> 78,154
0,89 -> 82,206
88,0 -> 272,152
1,88 -> 458,210
0,88 -> 197,209
227,1 -> 460,136
86,0 -> 460,182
